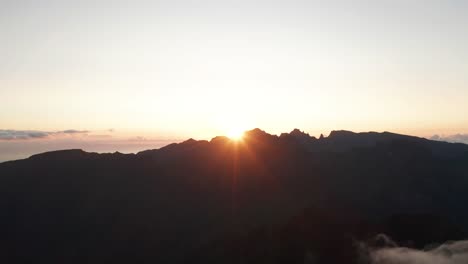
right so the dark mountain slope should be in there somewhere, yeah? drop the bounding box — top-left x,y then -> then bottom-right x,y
0,129 -> 467,263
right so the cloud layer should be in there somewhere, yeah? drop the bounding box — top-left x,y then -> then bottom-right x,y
430,134 -> 468,144
369,239 -> 468,264
0,129 -> 89,140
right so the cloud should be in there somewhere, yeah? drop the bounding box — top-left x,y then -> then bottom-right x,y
0,130 -> 50,140
0,129 -> 89,140
61,129 -> 89,134
430,134 -> 468,144
368,238 -> 468,264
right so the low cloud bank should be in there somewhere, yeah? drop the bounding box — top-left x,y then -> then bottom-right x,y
0,136 -> 176,162
366,235 -> 468,264
430,134 -> 468,145
0,130 -> 49,140
0,129 -> 89,140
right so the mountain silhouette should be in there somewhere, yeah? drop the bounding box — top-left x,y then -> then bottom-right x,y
1,129 -> 468,263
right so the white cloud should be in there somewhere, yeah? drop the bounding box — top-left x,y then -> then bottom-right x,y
370,240 -> 468,264
430,134 -> 468,144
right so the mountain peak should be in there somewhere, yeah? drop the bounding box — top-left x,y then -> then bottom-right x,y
182,138 -> 198,144
245,128 -> 267,135
290,128 -> 307,136
328,130 -> 356,138
244,128 -> 274,138
29,149 -> 89,160
288,128 -> 316,141
210,136 -> 230,143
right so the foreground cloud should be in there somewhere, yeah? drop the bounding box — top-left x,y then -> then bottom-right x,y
0,129 -> 89,140
430,134 -> 468,144
370,239 -> 468,264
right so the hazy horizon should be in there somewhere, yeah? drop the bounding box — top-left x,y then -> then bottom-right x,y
1,127 -> 468,163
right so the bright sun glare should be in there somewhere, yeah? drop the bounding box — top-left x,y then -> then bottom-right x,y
226,128 -> 245,140
215,114 -> 250,140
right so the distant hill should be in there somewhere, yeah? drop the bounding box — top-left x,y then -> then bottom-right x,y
1,129 -> 468,263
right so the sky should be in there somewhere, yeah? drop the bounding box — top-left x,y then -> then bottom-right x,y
1,0 -> 468,161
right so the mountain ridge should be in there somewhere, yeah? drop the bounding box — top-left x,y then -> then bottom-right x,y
1,128 -> 468,263
4,128 -> 466,164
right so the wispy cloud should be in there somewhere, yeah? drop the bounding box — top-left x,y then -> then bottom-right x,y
61,129 -> 90,134
0,129 -> 89,140
0,130 -> 49,140
430,134 -> 468,144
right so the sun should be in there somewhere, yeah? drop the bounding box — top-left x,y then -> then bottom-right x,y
214,113 -> 250,141
226,127 -> 245,140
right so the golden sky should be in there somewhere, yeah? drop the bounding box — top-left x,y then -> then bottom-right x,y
1,1 -> 468,160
